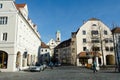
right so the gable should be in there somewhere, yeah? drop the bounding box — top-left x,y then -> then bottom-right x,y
76,19 -> 112,37
15,3 -> 28,19
47,39 -> 57,46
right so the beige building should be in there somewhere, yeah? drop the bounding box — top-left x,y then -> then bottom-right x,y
55,39 -> 72,65
75,18 -> 115,67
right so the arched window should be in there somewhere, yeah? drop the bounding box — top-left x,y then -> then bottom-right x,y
0,51 -> 8,69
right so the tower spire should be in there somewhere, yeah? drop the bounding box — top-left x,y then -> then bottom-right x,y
56,30 -> 61,44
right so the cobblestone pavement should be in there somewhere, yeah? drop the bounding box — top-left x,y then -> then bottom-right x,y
0,66 -> 120,80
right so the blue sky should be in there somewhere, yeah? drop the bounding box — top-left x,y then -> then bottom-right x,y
16,0 -> 120,43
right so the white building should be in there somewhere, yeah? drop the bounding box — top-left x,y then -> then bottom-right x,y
0,0 -> 41,72
76,18 -> 115,67
39,42 -> 50,64
47,30 -> 61,57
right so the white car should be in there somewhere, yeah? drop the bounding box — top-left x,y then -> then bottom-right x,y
29,65 -> 44,72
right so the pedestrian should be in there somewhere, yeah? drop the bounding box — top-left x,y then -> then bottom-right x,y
93,61 -> 97,73
49,61 -> 53,69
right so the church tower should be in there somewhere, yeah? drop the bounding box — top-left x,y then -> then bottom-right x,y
56,30 -> 61,44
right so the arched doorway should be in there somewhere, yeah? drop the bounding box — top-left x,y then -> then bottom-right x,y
106,55 -> 115,65
16,52 -> 21,68
0,51 -> 8,69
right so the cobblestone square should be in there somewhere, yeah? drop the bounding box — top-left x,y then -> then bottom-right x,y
0,66 -> 120,80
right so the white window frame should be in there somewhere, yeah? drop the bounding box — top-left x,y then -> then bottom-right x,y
0,3 -> 3,8
1,32 -> 7,41
0,16 -> 8,25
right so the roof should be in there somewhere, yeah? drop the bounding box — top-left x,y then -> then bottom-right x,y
15,3 -> 26,10
55,39 -> 71,49
111,27 -> 120,33
41,42 -> 49,48
88,18 -> 100,21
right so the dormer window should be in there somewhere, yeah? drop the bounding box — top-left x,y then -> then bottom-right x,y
0,4 -> 3,8
92,24 -> 97,26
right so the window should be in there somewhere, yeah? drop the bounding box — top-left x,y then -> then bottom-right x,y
83,38 -> 86,43
45,49 -> 47,52
72,48 -> 75,53
83,47 -> 86,51
92,47 -> 100,51
104,30 -> 107,35
23,52 -> 27,58
92,39 -> 100,43
82,30 -> 86,35
91,30 -> 98,35
105,38 -> 113,43
0,4 -> 3,8
105,47 -> 109,51
105,39 -> 108,43
2,33 -> 7,41
110,47 -> 113,51
71,41 -> 74,45
41,49 -> 43,52
118,36 -> 120,43
45,54 -> 47,57
0,17 -> 8,25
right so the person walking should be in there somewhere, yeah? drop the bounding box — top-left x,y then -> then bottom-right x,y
93,61 -> 97,73
49,61 -> 53,69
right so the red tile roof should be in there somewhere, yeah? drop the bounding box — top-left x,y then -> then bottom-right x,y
89,18 -> 100,21
41,42 -> 49,48
111,27 -> 120,33
15,4 -> 26,10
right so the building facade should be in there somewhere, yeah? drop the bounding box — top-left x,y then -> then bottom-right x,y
39,42 -> 50,64
55,18 -> 115,67
54,39 -> 72,65
75,18 -> 115,66
0,0 -> 41,72
112,27 -> 120,71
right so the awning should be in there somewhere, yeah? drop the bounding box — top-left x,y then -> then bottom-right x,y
78,51 -> 102,58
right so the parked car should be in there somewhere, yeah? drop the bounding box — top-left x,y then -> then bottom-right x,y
54,62 -> 61,67
29,63 -> 44,72
29,66 -> 40,72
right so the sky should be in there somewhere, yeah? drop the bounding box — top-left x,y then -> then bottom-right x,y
16,0 -> 120,43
